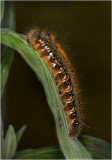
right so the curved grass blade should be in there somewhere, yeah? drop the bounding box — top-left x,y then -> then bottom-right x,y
13,135 -> 111,159
16,125 -> 27,146
13,146 -> 64,159
1,2 -> 15,158
2,125 -> 17,159
1,29 -> 92,159
1,1 -> 15,96
79,135 -> 111,159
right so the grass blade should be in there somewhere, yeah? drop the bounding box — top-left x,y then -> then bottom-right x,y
1,29 -> 91,159
13,146 -> 64,159
79,135 -> 111,159
1,47 -> 14,94
16,125 -> 27,145
1,1 -> 15,96
1,3 -> 15,158
0,0 -> 4,23
13,135 -> 111,159
3,125 -> 17,159
1,1 -> 15,30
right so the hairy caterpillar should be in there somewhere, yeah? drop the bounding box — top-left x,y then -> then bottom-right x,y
26,28 -> 83,138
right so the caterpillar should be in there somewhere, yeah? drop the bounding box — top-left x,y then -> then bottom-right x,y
26,28 -> 83,138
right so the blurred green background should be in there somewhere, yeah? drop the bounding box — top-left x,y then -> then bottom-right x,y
2,1 -> 111,150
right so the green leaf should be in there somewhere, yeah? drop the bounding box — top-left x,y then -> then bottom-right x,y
1,1 -> 15,30
16,125 -> 27,145
1,47 -> 14,94
13,146 -> 64,159
1,3 -> 15,158
13,135 -> 111,159
1,29 -> 91,159
3,125 -> 17,159
0,0 -> 4,23
1,1 -> 15,96
79,135 -> 111,159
